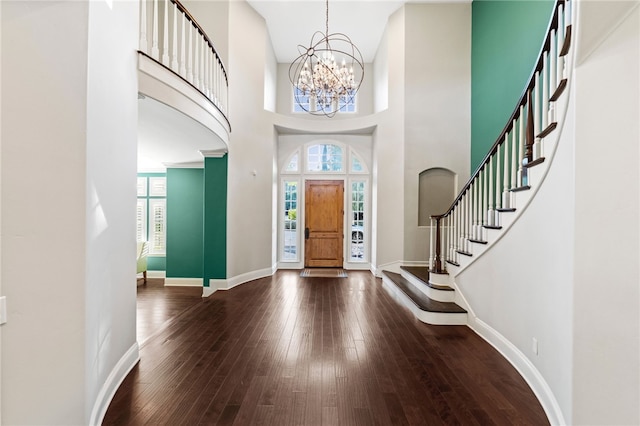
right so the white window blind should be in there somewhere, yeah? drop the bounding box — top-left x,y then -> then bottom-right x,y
148,199 -> 166,255
136,199 -> 147,242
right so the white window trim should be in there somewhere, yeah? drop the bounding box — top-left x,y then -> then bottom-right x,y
347,177 -> 369,264
149,176 -> 167,196
137,177 -> 148,197
292,87 -> 358,114
304,141 -> 346,174
281,149 -> 301,174
279,177 -> 301,264
349,149 -> 368,174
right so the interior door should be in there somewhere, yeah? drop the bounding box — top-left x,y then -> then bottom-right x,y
304,180 -> 344,267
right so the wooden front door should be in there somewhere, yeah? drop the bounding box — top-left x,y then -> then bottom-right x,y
304,180 -> 344,267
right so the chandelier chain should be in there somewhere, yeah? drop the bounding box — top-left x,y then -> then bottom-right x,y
325,0 -> 329,36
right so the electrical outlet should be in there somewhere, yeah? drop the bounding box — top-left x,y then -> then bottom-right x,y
0,296 -> 6,325
532,337 -> 538,355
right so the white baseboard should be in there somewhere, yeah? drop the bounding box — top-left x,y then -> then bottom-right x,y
164,277 -> 203,287
372,260 -> 403,277
202,285 -> 217,297
203,264 -> 278,298
89,342 -> 140,426
469,317 -> 565,426
343,262 -> 372,271
146,270 -> 166,279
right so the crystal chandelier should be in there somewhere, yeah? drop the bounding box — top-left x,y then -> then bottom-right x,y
288,0 -> 364,118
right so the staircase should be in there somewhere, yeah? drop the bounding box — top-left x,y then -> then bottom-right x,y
382,0 -> 573,327
381,266 -> 467,325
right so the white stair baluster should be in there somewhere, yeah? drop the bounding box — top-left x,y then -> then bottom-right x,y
549,29 -> 557,122
186,23 -> 193,84
194,32 -> 200,89
210,50 -> 215,101
470,177 -> 480,240
557,5 -> 565,88
203,43 -> 209,95
488,155 -> 495,226
482,167 -> 488,229
171,3 -> 178,71
510,120 -> 517,191
503,131 -> 511,208
429,218 -> 434,270
179,12 -> 186,77
139,0 -> 148,52
517,106 -> 525,186
495,145 -> 502,225
541,54 -> 549,131
162,0 -> 170,66
151,0 -> 159,60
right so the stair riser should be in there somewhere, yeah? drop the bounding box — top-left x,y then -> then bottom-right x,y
382,278 -> 467,326
428,272 -> 451,286
402,272 -> 455,303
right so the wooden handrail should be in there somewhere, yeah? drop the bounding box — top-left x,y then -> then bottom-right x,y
431,0 -> 566,220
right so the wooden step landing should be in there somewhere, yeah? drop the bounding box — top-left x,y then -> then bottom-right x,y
399,266 -> 453,291
382,271 -> 466,315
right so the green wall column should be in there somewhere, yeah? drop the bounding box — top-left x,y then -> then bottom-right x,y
471,0 -> 555,172
203,155 -> 228,286
166,168 -> 204,278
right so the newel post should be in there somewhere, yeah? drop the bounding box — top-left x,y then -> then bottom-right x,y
431,215 -> 446,274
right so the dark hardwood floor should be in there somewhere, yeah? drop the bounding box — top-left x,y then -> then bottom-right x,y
105,271 -> 549,425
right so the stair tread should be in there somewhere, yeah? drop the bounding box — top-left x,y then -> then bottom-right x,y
382,271 -> 466,314
400,266 -> 454,291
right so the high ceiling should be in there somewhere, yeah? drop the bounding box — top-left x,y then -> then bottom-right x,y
247,0 -> 465,63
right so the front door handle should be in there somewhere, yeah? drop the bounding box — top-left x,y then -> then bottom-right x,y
305,227 -> 310,239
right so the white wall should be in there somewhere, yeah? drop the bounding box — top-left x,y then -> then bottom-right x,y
85,1 -> 139,423
1,2 -> 89,424
373,25 -> 389,113
227,1 -> 277,278
572,3 -> 639,424
181,0 -> 229,68
370,6 -> 405,272
0,1 -> 3,417
456,96 -> 576,424
403,3 -> 471,262
1,2 -> 139,424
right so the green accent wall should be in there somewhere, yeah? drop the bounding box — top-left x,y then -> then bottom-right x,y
166,168 -> 204,278
203,156 -> 227,285
471,0 -> 555,172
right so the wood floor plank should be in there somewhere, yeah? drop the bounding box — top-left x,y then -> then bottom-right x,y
104,271 -> 549,425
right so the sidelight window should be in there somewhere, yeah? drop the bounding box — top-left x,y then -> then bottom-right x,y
282,180 -> 299,261
350,181 -> 366,261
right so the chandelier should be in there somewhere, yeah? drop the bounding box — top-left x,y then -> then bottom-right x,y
288,0 -> 364,118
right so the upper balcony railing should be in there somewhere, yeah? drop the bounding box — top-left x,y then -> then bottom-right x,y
429,0 -> 572,273
139,0 -> 229,119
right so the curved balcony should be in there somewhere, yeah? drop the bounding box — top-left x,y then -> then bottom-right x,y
137,0 -> 230,168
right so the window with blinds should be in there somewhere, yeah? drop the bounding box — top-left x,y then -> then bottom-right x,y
149,199 -> 166,255
137,175 -> 167,256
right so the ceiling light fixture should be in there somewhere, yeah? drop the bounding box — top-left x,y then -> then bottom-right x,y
288,0 -> 364,118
